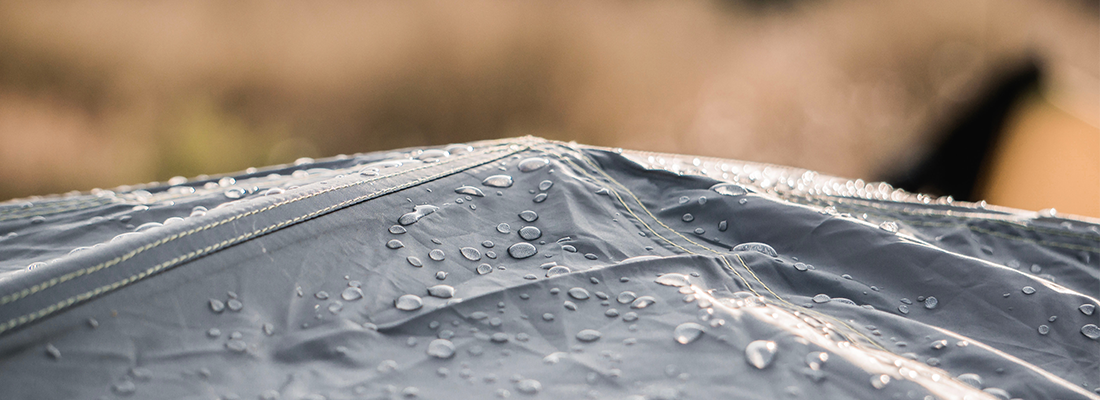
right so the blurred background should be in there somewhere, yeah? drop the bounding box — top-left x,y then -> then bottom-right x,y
0,0 -> 1096,216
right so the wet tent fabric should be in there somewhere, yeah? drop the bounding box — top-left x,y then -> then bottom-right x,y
0,137 -> 1096,400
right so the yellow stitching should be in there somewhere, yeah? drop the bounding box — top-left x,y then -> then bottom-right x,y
0,144 -> 526,334
0,144 -> 520,306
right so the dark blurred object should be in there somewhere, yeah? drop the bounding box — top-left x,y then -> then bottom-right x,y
888,60 -> 1042,201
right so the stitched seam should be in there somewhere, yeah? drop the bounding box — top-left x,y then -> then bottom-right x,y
0,143 -> 526,334
0,143 -> 520,306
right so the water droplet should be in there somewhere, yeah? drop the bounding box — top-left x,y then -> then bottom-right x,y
515,226 -> 542,241
45,343 -> 61,359
519,210 -> 538,222
604,308 -> 620,317
1082,324 -> 1100,340
957,373 -> 983,388
336,287 -> 362,301
207,328 -> 222,338
681,213 -> 694,222
870,374 -> 890,389
879,221 -> 899,233
561,245 -> 577,253
398,205 -> 439,226
209,299 -> 226,313
387,240 -> 405,249
533,193 -> 548,203
546,265 -> 570,277
622,312 -> 639,322
655,273 -> 690,287
539,180 -> 553,191
429,249 -> 446,261
518,158 -> 550,172
396,295 -> 424,311
711,183 -> 748,196
508,243 -> 537,259
483,175 -> 514,188
224,187 -> 247,199
732,242 -> 777,257
568,287 -> 591,300
1038,325 -> 1050,335
673,322 -> 705,344
460,247 -> 482,261
745,340 -> 777,369
112,379 -> 137,396
407,256 -> 424,267
718,220 -> 728,231
263,323 -> 275,336
1080,304 -> 1095,316
226,339 -> 248,353
427,339 -> 456,359
1030,264 -> 1042,273
497,223 -> 511,234
576,329 -> 602,342
898,305 -> 910,314
476,264 -> 493,275
227,299 -> 243,311
930,339 -> 948,350
1021,286 -> 1036,295
631,296 -> 656,309
812,294 -> 831,303
617,291 -> 637,304
516,379 -> 542,394
455,186 -> 485,197
924,296 -> 938,309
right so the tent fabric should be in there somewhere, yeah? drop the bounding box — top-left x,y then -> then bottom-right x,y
0,136 -> 1096,400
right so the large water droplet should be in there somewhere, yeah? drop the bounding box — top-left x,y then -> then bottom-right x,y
576,329 -> 602,342
924,296 -> 938,309
568,287 -> 591,300
617,291 -> 638,304
429,249 -> 446,261
389,225 -> 407,234
538,180 -> 553,191
427,285 -> 455,298
427,339 -> 456,359
1038,325 -> 1050,335
455,186 -> 485,197
1080,304 -> 1095,316
1021,286 -> 1036,295
546,265 -> 570,277
519,226 -> 542,241
682,213 -> 694,222
341,287 -> 363,301
508,243 -> 537,259
396,294 -> 424,311
497,223 -> 511,234
516,379 -> 542,394
732,242 -> 777,257
399,205 -> 439,226
209,299 -> 226,313
711,183 -> 748,196
655,273 -> 690,287
460,247 -> 482,261
408,256 -> 424,267
718,220 -> 728,231
533,193 -> 548,203
673,322 -> 705,344
1082,324 -> 1100,340
745,340 -> 777,369
518,158 -> 550,173
483,175 -> 514,188
476,264 -> 493,275
387,240 -> 405,249
519,210 -> 538,222
631,296 -> 657,309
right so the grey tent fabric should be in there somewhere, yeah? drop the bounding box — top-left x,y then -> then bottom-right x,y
0,136 -> 1096,400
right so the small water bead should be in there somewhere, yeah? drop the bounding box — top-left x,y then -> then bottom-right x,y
693,228 -> 705,235
508,243 -> 537,259
516,379 -> 542,394
477,264 -> 494,275
732,242 -> 778,257
1038,325 -> 1050,335
518,210 -> 538,222
534,180 -> 553,193
718,220 -> 727,232
576,329 -> 602,342
930,339 -> 948,350
226,339 -> 248,353
519,226 -> 542,241
427,285 -> 455,298
406,256 -> 424,267
533,193 -> 548,203
924,296 -> 939,309
617,291 -> 638,304
1030,264 -> 1042,273
871,374 -> 891,389
879,221 -> 899,233
673,322 -> 705,344
1080,304 -> 1096,316
112,379 -> 137,396
435,271 -> 448,280
497,223 -> 511,234
209,299 -> 226,313
568,287 -> 591,300
483,175 -> 514,188
398,205 -> 439,226
564,301 -> 578,311
745,340 -> 778,369
561,245 -> 577,253
546,266 -> 570,277
459,247 -> 482,261
1083,324 -> 1100,340
898,305 -> 910,314
682,213 -> 694,222
1021,286 -> 1036,295
542,313 -> 555,321
395,295 -> 424,311
517,157 -> 550,172
812,294 -> 831,304
227,299 -> 243,311
387,240 -> 405,249
262,323 -> 275,336
455,186 -> 486,197
655,273 -> 690,287
957,373 -> 983,389
491,333 -> 510,343
631,296 -> 657,309
622,312 -> 639,322
429,249 -> 446,261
